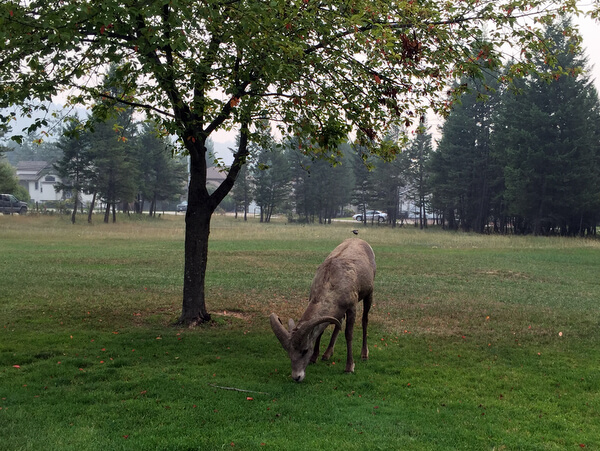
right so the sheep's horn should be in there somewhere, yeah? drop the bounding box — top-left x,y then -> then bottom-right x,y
270,313 -> 290,351
292,316 -> 342,347
305,316 -> 342,330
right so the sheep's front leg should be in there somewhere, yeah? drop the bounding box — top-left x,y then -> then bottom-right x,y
361,294 -> 372,360
310,331 -> 324,364
344,308 -> 356,373
321,324 -> 340,360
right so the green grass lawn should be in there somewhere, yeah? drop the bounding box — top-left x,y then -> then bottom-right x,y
1,214 -> 599,450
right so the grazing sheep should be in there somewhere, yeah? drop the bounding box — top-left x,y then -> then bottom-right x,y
270,238 -> 376,382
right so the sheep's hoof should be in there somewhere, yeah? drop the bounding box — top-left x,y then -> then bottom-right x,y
321,348 -> 334,360
345,363 -> 355,373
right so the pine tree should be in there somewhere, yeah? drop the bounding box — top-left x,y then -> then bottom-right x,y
352,149 -> 379,225
87,115 -> 138,223
136,123 -> 187,216
494,18 -> 600,235
250,125 -> 291,223
370,128 -> 410,227
53,119 -> 93,224
404,126 -> 433,229
430,63 -> 500,232
289,141 -> 354,224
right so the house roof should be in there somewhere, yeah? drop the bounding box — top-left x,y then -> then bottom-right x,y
207,166 -> 227,183
16,161 -> 53,181
16,160 -> 51,172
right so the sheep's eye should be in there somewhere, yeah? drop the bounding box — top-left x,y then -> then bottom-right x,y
301,349 -> 309,357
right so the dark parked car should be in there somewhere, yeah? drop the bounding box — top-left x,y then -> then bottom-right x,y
0,194 -> 28,214
176,201 -> 188,212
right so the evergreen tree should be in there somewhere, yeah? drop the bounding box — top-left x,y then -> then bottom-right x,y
352,149 -> 379,225
404,126 -> 433,229
88,115 -> 138,223
0,125 -> 10,158
85,67 -> 140,223
4,140 -> 62,167
136,123 -> 187,216
493,18 -> 600,235
0,128 -> 24,197
430,64 -> 501,232
53,119 -> 93,223
251,125 -> 291,223
289,140 -> 354,224
370,128 -> 410,227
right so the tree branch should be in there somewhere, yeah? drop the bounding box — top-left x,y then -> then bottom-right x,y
208,384 -> 269,395
97,92 -> 176,118
203,79 -> 252,137
209,120 -> 250,208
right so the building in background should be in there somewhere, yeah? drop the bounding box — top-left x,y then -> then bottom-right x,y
15,160 -> 93,206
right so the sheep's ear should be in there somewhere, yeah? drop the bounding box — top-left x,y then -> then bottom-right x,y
292,316 -> 342,348
270,313 -> 290,351
288,318 -> 296,331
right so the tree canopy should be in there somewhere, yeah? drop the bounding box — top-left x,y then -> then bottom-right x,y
1,1 -> 587,150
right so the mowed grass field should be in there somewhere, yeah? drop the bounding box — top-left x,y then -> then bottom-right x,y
1,214 -> 599,450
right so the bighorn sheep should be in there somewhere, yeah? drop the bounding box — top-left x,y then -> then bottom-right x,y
270,238 -> 376,382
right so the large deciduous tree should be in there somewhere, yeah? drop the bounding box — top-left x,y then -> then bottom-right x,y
0,1 -> 585,325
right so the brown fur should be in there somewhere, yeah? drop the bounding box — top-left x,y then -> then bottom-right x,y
270,238 -> 376,382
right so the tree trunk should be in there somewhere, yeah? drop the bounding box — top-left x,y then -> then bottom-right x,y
180,202 -> 213,325
88,192 -> 97,223
71,191 -> 78,224
534,177 -> 547,236
177,135 -> 213,325
177,124 -> 250,326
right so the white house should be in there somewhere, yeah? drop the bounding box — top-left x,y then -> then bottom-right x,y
16,161 -> 63,203
15,160 -> 93,205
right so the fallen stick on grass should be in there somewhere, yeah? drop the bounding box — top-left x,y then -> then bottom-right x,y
208,384 -> 269,395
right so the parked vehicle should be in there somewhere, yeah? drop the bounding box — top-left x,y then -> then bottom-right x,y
0,194 -> 28,214
353,210 -> 387,223
176,201 -> 188,212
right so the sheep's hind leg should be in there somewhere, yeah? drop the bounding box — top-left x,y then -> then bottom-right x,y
321,323 -> 341,360
344,309 -> 356,373
361,294 -> 372,360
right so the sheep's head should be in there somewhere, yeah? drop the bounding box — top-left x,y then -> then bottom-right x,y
270,313 -> 341,382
